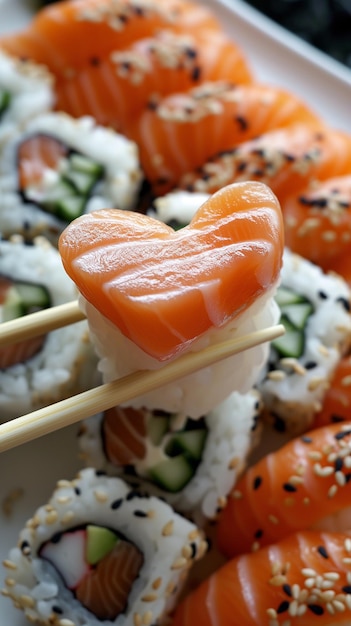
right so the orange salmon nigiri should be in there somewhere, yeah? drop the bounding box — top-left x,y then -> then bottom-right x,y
59,181 -> 284,362
173,530 -> 351,626
0,0 -> 221,79
180,124 -> 351,202
54,28 -> 252,133
130,82 -> 321,194
217,422 -> 351,559
283,175 -> 351,272
313,357 -> 351,429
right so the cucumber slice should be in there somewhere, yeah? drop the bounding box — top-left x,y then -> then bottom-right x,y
147,414 -> 170,446
0,90 -> 11,118
165,429 -> 208,461
70,153 -> 104,176
275,286 -> 307,308
55,195 -> 86,221
2,282 -> 51,321
280,302 -> 313,330
149,455 -> 195,492
86,525 -> 119,566
272,315 -> 305,358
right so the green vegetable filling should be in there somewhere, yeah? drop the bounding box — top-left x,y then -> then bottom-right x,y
272,286 -> 314,358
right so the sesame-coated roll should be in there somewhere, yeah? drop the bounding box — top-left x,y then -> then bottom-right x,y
258,248 -> 351,435
2,468 -> 207,626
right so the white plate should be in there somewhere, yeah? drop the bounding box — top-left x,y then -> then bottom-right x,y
0,1 -> 351,624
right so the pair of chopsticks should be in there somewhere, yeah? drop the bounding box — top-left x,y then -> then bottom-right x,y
0,301 -> 284,453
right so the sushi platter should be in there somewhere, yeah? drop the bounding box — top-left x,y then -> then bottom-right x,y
0,0 -> 351,624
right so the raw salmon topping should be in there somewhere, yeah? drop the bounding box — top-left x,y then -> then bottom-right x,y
59,181 -> 284,361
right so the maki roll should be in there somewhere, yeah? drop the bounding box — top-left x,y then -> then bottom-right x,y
0,50 -> 54,147
78,389 -> 262,525
258,248 -> 351,435
0,236 -> 98,420
59,181 -> 284,418
2,467 -> 207,625
0,112 -> 143,242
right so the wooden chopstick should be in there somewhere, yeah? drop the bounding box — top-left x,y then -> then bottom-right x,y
0,300 -> 85,346
0,324 -> 284,453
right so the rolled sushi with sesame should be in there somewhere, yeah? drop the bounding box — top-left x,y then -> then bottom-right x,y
0,236 -> 98,420
257,248 -> 351,435
0,112 -> 143,243
0,50 -> 55,147
78,389 -> 262,525
2,467 -> 207,626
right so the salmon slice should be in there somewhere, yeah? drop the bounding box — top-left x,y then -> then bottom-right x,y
129,82 -> 321,193
103,406 -> 147,465
217,422 -> 351,558
76,539 -> 144,621
59,181 -> 284,361
313,357 -> 351,429
18,133 -> 68,190
0,276 -> 47,368
180,124 -> 351,204
173,530 -> 351,626
53,28 -> 252,133
0,0 -> 221,79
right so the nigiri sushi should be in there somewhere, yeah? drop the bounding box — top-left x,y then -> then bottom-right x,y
0,0 -> 221,78
179,123 -> 351,202
313,356 -> 351,429
130,83 -> 321,193
283,175 -> 351,272
50,27 -> 252,133
173,529 -> 351,626
59,181 -> 284,417
217,422 -> 351,558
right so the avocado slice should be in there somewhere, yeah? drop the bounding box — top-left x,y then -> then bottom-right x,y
86,525 -> 119,566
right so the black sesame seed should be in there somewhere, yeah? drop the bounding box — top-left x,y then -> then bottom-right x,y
317,545 -> 329,559
253,168 -> 265,177
335,457 -> 344,472
74,487 -> 81,496
95,469 -> 107,477
277,600 -> 290,614
331,414 -> 346,423
304,361 -> 317,370
52,606 -> 63,614
318,290 -> 328,300
126,490 -> 143,501
133,510 -> 148,517
301,435 -> 313,443
191,66 -> 201,82
283,483 -> 297,493
20,540 -> 30,553
282,584 -> 292,597
308,604 -> 324,616
335,429 -> 351,440
254,529 -> 263,539
111,498 -> 123,510
342,585 -> 351,594
283,153 -> 296,162
253,476 -> 262,490
50,532 -> 62,544
189,542 -> 197,559
237,161 -> 247,173
345,473 -> 351,483
336,296 -> 351,312
235,115 -> 248,131
272,413 -> 286,433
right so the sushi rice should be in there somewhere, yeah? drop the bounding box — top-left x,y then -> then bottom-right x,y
0,50 -> 54,147
0,236 -> 99,420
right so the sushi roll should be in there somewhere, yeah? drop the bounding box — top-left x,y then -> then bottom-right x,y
78,389 -> 262,525
59,181 -> 284,418
0,236 -> 98,420
258,248 -> 351,435
2,467 -> 207,625
0,112 -> 143,242
0,50 -> 54,147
